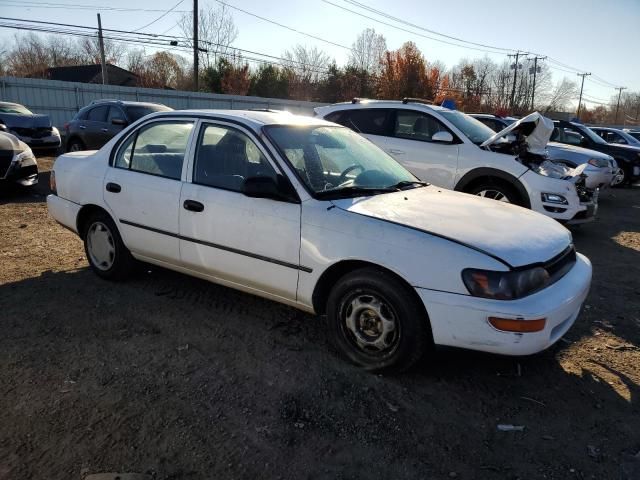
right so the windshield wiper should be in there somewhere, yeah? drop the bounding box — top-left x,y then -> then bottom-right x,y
389,180 -> 429,190
316,185 -> 398,199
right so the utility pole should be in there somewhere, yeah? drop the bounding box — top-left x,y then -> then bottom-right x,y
614,86 -> 627,125
97,13 -> 108,85
528,56 -> 545,111
508,51 -> 524,111
193,0 -> 198,91
576,72 -> 591,121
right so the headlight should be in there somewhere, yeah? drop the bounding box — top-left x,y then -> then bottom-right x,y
541,192 -> 568,204
588,158 -> 608,168
13,149 -> 37,166
462,267 -> 550,300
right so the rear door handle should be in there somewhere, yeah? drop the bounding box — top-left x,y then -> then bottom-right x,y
79,125 -> 86,130
183,199 -> 204,212
101,128 -> 108,132
106,182 -> 121,193
389,149 -> 405,155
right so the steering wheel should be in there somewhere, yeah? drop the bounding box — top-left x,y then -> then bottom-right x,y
338,164 -> 365,185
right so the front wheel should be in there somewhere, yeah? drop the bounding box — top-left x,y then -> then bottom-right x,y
82,212 -> 135,280
468,182 -> 521,205
67,138 -> 85,152
326,267 -> 432,372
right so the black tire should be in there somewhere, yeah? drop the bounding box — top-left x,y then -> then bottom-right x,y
612,163 -> 628,188
326,267 -> 432,373
468,181 -> 523,206
67,138 -> 85,153
81,211 -> 135,281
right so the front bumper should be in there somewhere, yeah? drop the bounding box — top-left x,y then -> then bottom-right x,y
0,160 -> 38,187
13,133 -> 61,150
521,170 -> 597,224
416,253 -> 592,356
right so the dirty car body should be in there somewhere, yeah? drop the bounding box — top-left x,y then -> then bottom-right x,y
47,110 -> 592,371
0,102 -> 61,151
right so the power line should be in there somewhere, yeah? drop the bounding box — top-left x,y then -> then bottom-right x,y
320,0 -> 512,55
0,0 -> 190,13
131,0 -> 185,33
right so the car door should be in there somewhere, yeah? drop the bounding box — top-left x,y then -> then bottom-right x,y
104,118 -> 196,264
381,109 -> 459,189
83,105 -> 110,149
179,121 -> 301,301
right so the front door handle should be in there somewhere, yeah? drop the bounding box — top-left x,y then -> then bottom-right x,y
79,125 -> 86,130
101,128 -> 108,132
389,149 -> 405,155
106,182 -> 121,193
183,199 -> 204,212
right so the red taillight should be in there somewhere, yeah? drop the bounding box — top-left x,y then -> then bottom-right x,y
49,170 -> 57,194
63,122 -> 69,131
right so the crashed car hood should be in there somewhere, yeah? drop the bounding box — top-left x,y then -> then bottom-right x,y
481,112 -> 554,155
331,186 -> 571,268
546,142 -> 614,161
0,113 -> 52,128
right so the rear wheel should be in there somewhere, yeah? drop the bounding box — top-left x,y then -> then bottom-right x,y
82,211 -> 134,280
326,267 -> 431,372
67,138 -> 85,152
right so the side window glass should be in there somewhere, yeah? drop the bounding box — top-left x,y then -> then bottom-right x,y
115,121 -> 193,179
611,132 -> 626,144
107,106 -> 126,124
341,109 -> 389,136
194,124 -> 277,192
87,106 -> 108,122
564,128 -> 584,146
394,111 -> 447,142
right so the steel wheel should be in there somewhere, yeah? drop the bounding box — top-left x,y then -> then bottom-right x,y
86,221 -> 115,271
69,141 -> 84,152
476,189 -> 511,203
341,293 -> 400,355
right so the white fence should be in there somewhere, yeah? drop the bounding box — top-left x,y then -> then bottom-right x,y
0,77 -> 325,128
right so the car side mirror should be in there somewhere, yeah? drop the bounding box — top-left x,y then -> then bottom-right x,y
432,131 -> 454,143
111,118 -> 127,126
241,176 -> 287,201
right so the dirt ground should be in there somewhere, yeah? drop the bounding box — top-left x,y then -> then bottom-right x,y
1,157 -> 639,480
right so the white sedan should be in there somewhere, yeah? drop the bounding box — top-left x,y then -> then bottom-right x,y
47,110 -> 592,372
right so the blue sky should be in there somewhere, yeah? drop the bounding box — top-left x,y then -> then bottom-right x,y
1,0 -> 638,107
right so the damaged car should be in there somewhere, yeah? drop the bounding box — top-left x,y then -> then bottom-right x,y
47,109 -> 592,372
0,101 -> 61,154
315,101 -> 597,224
0,130 -> 38,188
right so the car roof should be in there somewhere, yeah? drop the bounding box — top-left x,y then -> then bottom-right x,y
0,101 -> 25,108
147,109 -> 335,130
315,100 -> 449,114
85,100 -> 168,108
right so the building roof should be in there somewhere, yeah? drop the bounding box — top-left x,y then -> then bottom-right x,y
44,64 -> 139,86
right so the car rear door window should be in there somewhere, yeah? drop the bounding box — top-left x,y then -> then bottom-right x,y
114,121 -> 194,180
394,110 -> 448,142
193,124 -> 277,192
107,106 -> 126,124
334,109 -> 391,136
87,106 -> 109,122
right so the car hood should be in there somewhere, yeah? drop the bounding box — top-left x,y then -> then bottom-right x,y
0,131 -> 28,152
546,142 -> 613,161
331,186 -> 571,268
481,112 -> 554,155
0,113 -> 52,128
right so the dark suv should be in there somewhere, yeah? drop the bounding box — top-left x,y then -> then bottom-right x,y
64,100 -> 172,152
551,120 -> 640,186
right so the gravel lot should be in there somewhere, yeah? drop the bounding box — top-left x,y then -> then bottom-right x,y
1,157 -> 639,480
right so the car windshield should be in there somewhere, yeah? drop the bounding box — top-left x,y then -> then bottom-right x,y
573,124 -> 608,145
125,104 -> 173,121
439,110 -> 496,145
266,125 -> 420,198
0,103 -> 32,115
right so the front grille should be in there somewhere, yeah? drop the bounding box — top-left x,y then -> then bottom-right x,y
11,126 -> 52,138
0,150 -> 13,178
544,246 -> 577,285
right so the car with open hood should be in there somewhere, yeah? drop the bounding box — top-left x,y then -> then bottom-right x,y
471,113 -> 619,189
0,131 -> 38,188
315,100 -> 597,224
551,120 -> 640,186
47,109 -> 592,372
0,102 -> 61,153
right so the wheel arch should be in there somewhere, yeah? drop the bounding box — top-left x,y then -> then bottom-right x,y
311,259 -> 429,321
454,167 -> 531,209
76,204 -> 113,237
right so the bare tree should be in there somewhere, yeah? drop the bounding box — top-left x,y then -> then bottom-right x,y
282,44 -> 331,100
348,28 -> 386,76
544,77 -> 577,112
77,37 -> 124,65
179,4 -> 238,69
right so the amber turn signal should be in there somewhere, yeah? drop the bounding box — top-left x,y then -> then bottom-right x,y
488,317 -> 546,333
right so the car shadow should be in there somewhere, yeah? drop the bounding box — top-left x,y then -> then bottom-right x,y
0,265 -> 637,479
